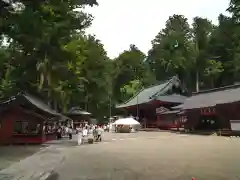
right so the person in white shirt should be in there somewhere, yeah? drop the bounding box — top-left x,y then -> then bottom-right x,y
82,127 -> 88,139
88,126 -> 94,139
77,125 -> 83,145
65,126 -> 69,136
103,125 -> 107,132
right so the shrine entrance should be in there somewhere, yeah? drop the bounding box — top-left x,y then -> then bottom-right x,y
196,107 -> 220,130
196,116 -> 220,130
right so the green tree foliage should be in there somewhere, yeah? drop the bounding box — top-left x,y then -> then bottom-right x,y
204,60 -> 224,88
113,45 -> 154,103
147,8 -> 240,92
1,0 -> 240,119
228,0 -> 240,21
191,17 -> 214,91
207,14 -> 240,86
0,0 -> 110,114
120,80 -> 142,102
148,15 -> 193,82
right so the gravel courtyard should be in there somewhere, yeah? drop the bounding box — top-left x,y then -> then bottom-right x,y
0,145 -> 43,170
48,132 -> 240,180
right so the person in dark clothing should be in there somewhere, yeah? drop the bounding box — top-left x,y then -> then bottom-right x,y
68,126 -> 73,140
56,127 -> 62,140
96,126 -> 103,141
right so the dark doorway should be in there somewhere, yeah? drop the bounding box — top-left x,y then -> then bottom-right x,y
196,115 -> 220,130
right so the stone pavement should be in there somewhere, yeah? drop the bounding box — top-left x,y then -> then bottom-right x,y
0,145 -> 42,171
0,133 -> 153,180
51,132 -> 240,180
2,132 -> 240,180
0,138 -> 72,180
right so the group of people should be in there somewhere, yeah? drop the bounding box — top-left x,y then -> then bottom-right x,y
55,123 -> 106,145
56,126 -> 73,140
76,124 -> 104,145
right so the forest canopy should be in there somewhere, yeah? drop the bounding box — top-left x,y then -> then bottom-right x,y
0,0 -> 239,118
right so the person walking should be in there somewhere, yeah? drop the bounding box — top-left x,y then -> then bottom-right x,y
88,126 -> 94,143
68,126 -> 73,140
82,126 -> 88,144
56,127 -> 61,140
65,126 -> 69,137
96,126 -> 104,141
93,126 -> 98,141
103,125 -> 107,132
77,125 -> 83,145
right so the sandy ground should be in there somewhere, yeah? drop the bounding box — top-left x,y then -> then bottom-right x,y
2,132 -> 240,180
43,132 -> 240,180
0,145 -> 43,170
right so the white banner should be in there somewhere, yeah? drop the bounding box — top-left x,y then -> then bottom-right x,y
230,120 -> 240,131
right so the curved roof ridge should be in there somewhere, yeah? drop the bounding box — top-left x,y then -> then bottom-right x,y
151,76 -> 179,98
117,76 -> 178,107
143,78 -> 172,90
192,84 -> 240,95
118,86 -> 145,106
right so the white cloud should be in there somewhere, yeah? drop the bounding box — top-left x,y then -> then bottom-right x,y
85,0 -> 230,59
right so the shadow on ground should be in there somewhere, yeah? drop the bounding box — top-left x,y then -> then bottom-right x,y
43,141 -> 79,148
46,172 -> 60,180
178,130 -> 217,136
0,145 -> 44,170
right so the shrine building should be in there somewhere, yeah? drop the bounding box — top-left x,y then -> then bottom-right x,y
116,76 -> 188,129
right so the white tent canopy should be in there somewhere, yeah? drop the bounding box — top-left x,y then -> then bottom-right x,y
113,117 -> 140,125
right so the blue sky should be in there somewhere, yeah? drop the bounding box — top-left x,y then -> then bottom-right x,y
85,0 -> 230,59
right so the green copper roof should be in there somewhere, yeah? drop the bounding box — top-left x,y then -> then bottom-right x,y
116,76 -> 186,108
0,93 -> 62,117
182,84 -> 240,110
156,94 -> 187,103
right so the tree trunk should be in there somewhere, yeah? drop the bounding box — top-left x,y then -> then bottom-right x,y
109,95 -> 112,118
85,92 -> 88,111
61,93 -> 68,113
63,104 -> 67,113
85,99 -> 88,111
39,73 -> 44,92
196,70 -> 199,92
211,78 -> 215,89
47,73 -> 51,106
53,99 -> 58,112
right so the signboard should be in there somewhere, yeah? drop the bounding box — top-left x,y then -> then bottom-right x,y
200,107 -> 216,115
230,120 -> 240,131
156,107 -> 170,114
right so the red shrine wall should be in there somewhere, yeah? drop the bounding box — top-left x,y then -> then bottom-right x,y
0,111 -> 15,144
124,102 -> 180,128
0,108 -> 45,145
184,106 -> 230,130
157,114 -> 181,129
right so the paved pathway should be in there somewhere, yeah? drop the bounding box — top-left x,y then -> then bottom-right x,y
50,132 -> 240,180
2,132 -> 240,180
0,138 -> 74,180
0,145 -> 42,171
